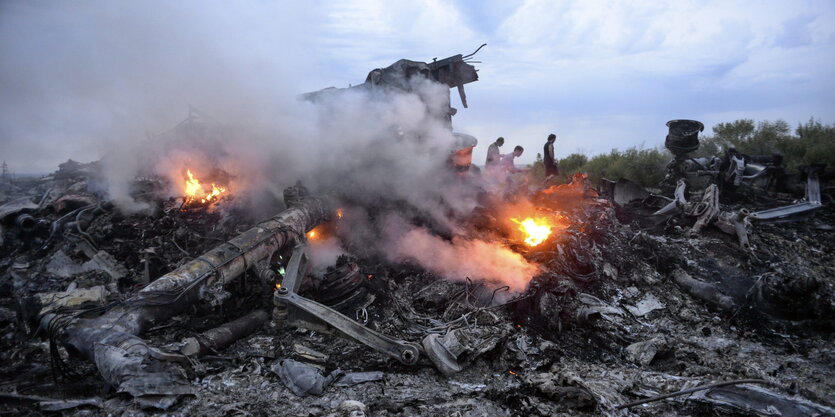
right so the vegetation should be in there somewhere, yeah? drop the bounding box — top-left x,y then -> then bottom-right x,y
528,118 -> 834,188
697,118 -> 835,171
530,147 -> 668,187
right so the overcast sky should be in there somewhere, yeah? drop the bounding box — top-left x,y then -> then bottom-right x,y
2,0 -> 834,173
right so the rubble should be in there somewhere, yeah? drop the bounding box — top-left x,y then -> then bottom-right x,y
272,359 -> 342,397
1,63 -> 833,417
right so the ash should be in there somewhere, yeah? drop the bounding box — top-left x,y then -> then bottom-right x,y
0,161 -> 832,417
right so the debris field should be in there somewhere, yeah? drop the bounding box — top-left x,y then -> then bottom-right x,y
0,51 -> 833,417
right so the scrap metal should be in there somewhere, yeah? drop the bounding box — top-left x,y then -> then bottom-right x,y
41,191 -> 337,399
274,245 -> 422,365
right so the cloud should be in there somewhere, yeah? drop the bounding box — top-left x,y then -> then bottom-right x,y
454,0 -> 835,162
1,0 -> 833,174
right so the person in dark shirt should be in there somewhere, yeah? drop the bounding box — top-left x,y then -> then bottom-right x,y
486,137 -> 504,167
543,133 -> 559,181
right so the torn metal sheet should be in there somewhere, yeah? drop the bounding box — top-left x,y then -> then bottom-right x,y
36,285 -> 108,315
671,268 -> 735,311
625,293 -> 665,317
0,197 -> 38,221
612,178 -> 650,207
272,359 -> 342,397
625,337 -> 668,366
750,167 -> 823,222
45,249 -> 127,280
691,383 -> 835,416
335,371 -> 384,387
39,398 -> 102,412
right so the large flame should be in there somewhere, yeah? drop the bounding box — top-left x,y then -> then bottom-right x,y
183,169 -> 227,206
511,217 -> 553,246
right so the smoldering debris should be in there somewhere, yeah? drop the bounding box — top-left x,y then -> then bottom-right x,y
1,57 -> 834,417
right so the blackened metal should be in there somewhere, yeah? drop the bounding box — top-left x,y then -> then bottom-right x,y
664,119 -> 704,156
15,213 -> 36,233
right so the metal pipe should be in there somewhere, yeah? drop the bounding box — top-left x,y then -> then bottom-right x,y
180,310 -> 270,357
15,213 -> 36,233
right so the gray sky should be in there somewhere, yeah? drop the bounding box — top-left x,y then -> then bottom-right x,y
2,0 -> 834,173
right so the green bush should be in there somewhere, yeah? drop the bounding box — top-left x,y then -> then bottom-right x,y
697,118 -> 835,170
530,148 -> 667,188
579,147 -> 668,187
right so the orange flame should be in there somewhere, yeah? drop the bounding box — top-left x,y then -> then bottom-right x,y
306,226 -> 322,241
336,208 -> 344,219
183,169 -> 227,205
511,217 -> 553,246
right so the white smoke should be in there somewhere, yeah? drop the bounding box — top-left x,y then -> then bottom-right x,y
389,226 -> 540,291
1,1 -> 538,289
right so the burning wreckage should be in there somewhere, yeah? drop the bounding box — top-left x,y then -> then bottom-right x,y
0,49 -> 833,417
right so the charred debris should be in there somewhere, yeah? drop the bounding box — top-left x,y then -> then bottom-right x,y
1,49 -> 834,417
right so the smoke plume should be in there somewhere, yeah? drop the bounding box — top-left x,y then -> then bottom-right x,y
390,227 -> 539,292
1,1 -> 535,290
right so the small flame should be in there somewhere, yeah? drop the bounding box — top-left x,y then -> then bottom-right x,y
307,229 -> 318,240
184,170 -> 202,202
336,208 -> 344,219
508,369 -> 518,376
203,183 -> 226,203
275,283 -> 282,290
511,217 -> 553,246
183,169 -> 227,206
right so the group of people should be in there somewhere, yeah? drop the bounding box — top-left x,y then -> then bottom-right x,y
484,133 -> 559,182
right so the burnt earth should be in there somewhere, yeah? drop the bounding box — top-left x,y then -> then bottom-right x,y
0,173 -> 833,416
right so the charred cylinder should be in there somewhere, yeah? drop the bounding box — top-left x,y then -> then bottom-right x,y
15,213 -> 36,234
52,193 -> 336,362
665,120 -> 705,157
180,310 -> 270,357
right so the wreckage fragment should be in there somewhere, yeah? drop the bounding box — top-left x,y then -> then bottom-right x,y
180,310 -> 270,357
272,359 -> 342,397
665,119 -> 704,156
652,179 -> 752,249
689,382 -> 835,416
749,165 -> 824,222
334,371 -> 384,387
625,337 -> 668,366
422,329 -> 472,376
274,245 -> 422,365
275,287 -> 421,365
671,268 -> 735,311
42,192 -> 336,405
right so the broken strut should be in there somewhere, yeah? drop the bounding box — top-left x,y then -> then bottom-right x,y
273,245 -> 421,365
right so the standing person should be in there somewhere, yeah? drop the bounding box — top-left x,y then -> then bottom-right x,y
543,133 -> 559,182
485,137 -> 504,168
